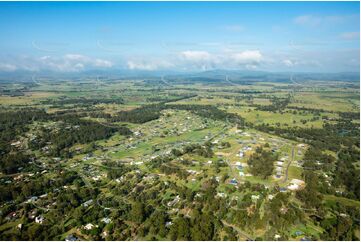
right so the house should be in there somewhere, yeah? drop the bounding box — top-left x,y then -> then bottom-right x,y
82,199 -> 93,207
65,234 -> 78,241
279,187 -> 287,192
229,178 -> 238,185
276,161 -> 283,166
35,215 -> 45,224
216,192 -> 226,198
287,179 -> 305,191
27,196 -> 38,203
84,223 -> 95,230
101,217 -> 111,224
167,195 -> 180,207
251,195 -> 260,201
39,193 -> 48,198
11,141 -> 21,146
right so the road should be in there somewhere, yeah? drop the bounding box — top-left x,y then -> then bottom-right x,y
222,220 -> 254,241
282,146 -> 295,183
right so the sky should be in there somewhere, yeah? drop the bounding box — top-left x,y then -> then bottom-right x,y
0,1 -> 359,73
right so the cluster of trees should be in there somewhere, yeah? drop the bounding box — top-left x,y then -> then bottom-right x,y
159,164 -> 188,179
0,109 -> 50,174
333,146 -> 360,199
247,146 -> 277,179
110,104 -> 164,123
31,116 -> 132,157
255,119 -> 359,152
110,103 -> 245,126
148,142 -> 215,169
41,97 -> 124,107
166,104 -> 245,126
168,212 -> 217,240
256,95 -> 292,112
0,170 -> 84,203
296,145 -> 359,240
0,153 -> 31,174
104,161 -> 133,179
146,94 -> 197,103
296,170 -> 323,209
182,142 -> 214,158
0,109 -> 48,153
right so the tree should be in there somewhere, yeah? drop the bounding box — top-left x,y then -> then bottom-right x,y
247,146 -> 277,179
130,202 -> 145,223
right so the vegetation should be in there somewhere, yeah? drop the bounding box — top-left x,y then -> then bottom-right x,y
0,75 -> 359,241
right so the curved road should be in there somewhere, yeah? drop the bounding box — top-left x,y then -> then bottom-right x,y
282,146 -> 295,183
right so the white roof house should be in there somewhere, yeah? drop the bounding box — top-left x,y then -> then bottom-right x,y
101,218 -> 111,224
35,215 -> 44,224
84,223 -> 95,230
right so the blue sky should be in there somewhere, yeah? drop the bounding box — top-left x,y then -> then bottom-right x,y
0,1 -> 359,73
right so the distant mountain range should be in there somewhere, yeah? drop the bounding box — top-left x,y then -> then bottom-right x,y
0,69 -> 359,83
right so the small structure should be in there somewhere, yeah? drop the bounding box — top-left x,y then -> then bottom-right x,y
65,234 -> 78,241
274,234 -> 281,240
216,192 -> 226,198
101,217 -> 111,224
251,195 -> 260,202
26,196 -> 38,203
287,179 -> 305,191
229,178 -> 238,185
84,223 -> 95,230
35,215 -> 44,224
279,187 -> 287,193
82,199 -> 93,207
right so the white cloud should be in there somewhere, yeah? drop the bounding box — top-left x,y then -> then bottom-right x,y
180,51 -> 213,62
0,54 -> 113,72
293,15 -> 322,26
0,63 -> 17,71
224,25 -> 244,32
231,50 -> 263,64
340,32 -> 360,40
38,54 -> 113,72
127,59 -> 173,71
282,59 -> 297,67
293,14 -> 359,27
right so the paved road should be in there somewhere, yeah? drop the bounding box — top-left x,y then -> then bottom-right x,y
222,220 -> 254,241
282,146 -> 295,183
